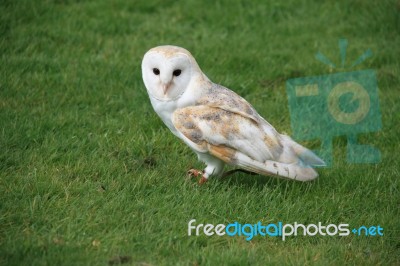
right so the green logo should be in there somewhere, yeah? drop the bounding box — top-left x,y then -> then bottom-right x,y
286,39 -> 381,166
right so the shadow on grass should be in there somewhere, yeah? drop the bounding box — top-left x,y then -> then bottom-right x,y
208,170 -> 319,194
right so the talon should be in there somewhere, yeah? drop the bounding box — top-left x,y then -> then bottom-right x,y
187,169 -> 202,178
198,176 -> 208,185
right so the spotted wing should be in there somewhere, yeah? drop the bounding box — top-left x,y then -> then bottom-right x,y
172,105 -> 319,181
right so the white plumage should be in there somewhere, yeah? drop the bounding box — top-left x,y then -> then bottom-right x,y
141,45 -> 325,184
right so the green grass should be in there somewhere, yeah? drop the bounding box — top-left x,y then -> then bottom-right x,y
1,0 -> 400,265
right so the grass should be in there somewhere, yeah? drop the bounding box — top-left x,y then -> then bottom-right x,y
1,0 -> 399,265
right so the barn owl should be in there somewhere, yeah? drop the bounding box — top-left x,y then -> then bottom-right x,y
141,45 -> 325,184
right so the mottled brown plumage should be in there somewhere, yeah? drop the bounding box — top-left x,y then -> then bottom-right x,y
142,45 -> 325,184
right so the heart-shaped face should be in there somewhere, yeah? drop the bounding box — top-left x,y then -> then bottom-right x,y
142,45 -> 201,101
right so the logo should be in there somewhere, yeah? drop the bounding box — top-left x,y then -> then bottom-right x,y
286,39 -> 382,166
188,219 -> 384,241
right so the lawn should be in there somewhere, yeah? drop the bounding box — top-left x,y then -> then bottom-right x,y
1,0 -> 399,265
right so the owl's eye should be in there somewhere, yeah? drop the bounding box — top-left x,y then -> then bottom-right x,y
153,68 -> 160,75
173,69 -> 181,77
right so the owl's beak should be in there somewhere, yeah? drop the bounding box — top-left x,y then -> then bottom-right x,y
162,82 -> 172,95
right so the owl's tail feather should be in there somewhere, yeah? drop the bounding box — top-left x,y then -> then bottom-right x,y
208,143 -> 320,181
281,135 -> 326,167
234,152 -> 318,181
236,153 -> 318,181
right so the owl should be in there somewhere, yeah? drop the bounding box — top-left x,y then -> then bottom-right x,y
141,45 -> 325,184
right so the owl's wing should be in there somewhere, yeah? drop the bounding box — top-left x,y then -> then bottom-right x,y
172,104 -> 319,181
196,84 -> 261,124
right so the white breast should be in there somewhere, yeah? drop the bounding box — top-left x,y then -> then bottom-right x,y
149,97 -> 180,135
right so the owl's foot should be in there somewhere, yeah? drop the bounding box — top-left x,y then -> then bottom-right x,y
187,169 -> 203,178
187,169 -> 208,185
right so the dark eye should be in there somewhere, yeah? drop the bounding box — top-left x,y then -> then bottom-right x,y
173,69 -> 181,77
153,68 -> 160,75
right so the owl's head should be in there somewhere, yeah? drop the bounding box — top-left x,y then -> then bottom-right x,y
142,45 -> 202,101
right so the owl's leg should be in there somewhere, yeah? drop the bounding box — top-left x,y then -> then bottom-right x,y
200,159 -> 225,184
188,153 -> 225,185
